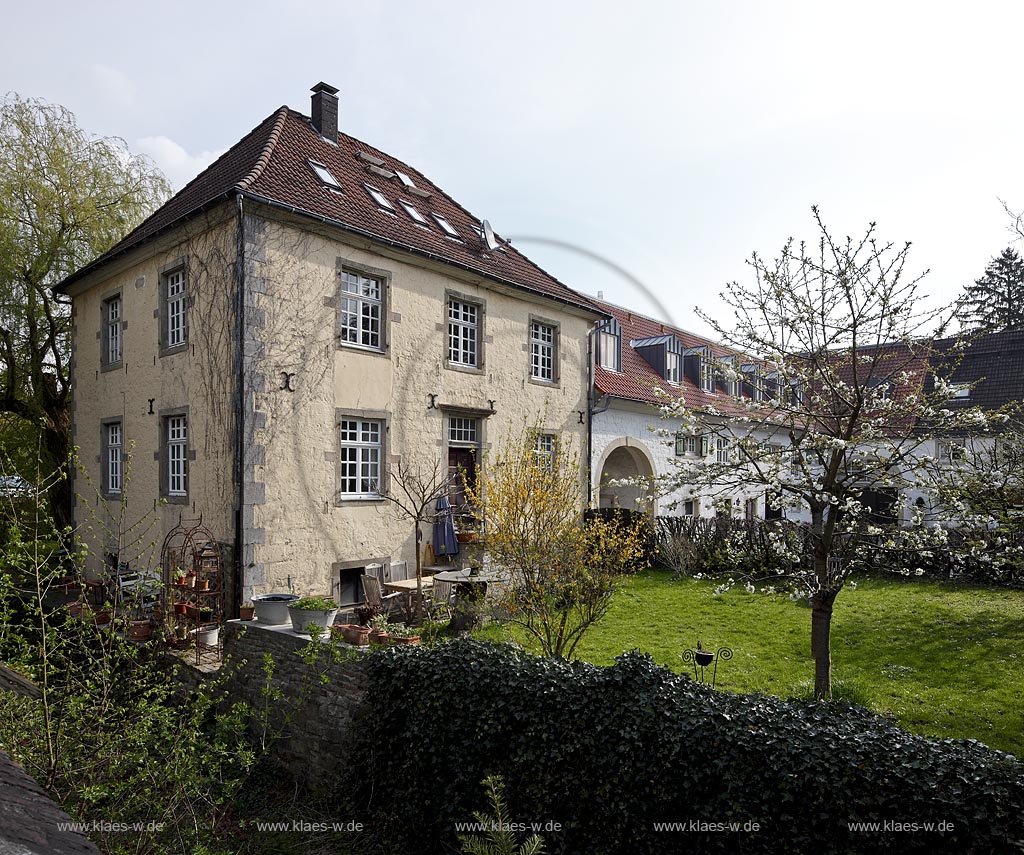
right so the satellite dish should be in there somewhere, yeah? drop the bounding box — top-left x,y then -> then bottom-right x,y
481,219 -> 501,251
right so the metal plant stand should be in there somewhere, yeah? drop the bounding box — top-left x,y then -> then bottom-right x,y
682,642 -> 733,688
161,516 -> 224,665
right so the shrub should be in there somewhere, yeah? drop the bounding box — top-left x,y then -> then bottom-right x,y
352,639 -> 1024,854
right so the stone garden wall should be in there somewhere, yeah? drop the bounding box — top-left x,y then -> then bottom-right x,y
201,622 -> 369,779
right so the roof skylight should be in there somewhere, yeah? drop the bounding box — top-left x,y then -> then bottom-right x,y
433,214 -> 459,237
395,170 -> 416,188
399,200 -> 429,224
363,184 -> 394,210
308,160 -> 341,189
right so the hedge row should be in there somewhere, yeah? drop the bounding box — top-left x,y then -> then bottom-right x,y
352,639 -> 1024,854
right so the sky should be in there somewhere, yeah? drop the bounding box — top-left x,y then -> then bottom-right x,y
4,0 -> 1023,337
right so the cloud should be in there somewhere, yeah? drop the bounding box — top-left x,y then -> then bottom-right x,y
89,64 -> 136,109
136,135 -> 227,190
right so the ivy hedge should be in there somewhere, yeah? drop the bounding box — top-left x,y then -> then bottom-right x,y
352,639 -> 1024,854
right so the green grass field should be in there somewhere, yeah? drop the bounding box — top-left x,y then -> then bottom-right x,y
484,569 -> 1024,756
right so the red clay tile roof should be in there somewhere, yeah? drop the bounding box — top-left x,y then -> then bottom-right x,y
593,299 -> 755,416
58,108 -> 601,315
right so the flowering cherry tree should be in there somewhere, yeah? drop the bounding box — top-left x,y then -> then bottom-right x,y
658,208 -> 1001,698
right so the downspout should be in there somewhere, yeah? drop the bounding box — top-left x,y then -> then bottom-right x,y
586,324 -> 595,509
232,193 -> 246,616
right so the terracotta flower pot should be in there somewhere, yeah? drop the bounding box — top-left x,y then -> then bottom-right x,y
129,620 -> 152,641
239,605 -> 255,621
368,628 -> 388,645
185,604 -> 201,620
334,624 -> 370,646
387,634 -> 420,646
174,602 -> 187,616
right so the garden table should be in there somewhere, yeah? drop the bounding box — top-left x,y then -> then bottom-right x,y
432,569 -> 506,633
383,576 -> 434,622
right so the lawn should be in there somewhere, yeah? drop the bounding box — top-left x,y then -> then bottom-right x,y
485,568 -> 1024,756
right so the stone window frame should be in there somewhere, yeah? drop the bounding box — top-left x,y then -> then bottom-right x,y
100,416 -> 124,499
158,257 -> 189,358
335,408 -> 390,505
335,258 -> 391,358
444,290 -> 486,375
527,314 -> 560,387
157,405 -> 192,504
100,288 -> 124,372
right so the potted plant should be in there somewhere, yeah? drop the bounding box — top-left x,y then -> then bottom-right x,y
67,601 -> 85,618
368,614 -> 390,645
185,604 -> 201,621
199,606 -> 215,623
185,570 -> 197,588
287,596 -> 339,634
251,593 -> 299,625
173,570 -> 188,587
197,577 -> 210,592
354,603 -> 379,627
238,603 -> 255,621
174,623 -> 190,646
174,601 -> 187,616
386,624 -> 421,646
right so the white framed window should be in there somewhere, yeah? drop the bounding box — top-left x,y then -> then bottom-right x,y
167,415 -> 187,496
449,417 -> 479,444
399,200 -> 429,224
530,321 -> 556,381
950,383 -> 970,400
683,498 -> 699,517
106,422 -> 122,494
433,214 -> 459,237
339,419 -> 383,497
364,184 -> 394,211
534,432 -> 556,471
598,331 -> 620,371
675,433 -> 701,457
308,160 -> 342,189
936,438 -> 966,465
717,437 -> 730,464
105,295 -> 122,364
701,359 -> 716,393
166,269 -> 186,348
745,497 -> 758,520
665,351 -> 681,384
448,299 -> 479,367
339,270 -> 383,350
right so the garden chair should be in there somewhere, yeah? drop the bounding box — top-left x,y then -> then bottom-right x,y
364,563 -> 385,584
426,579 -> 456,621
388,561 -> 409,582
361,574 -> 403,617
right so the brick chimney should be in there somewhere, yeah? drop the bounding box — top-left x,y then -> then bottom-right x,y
310,82 -> 339,142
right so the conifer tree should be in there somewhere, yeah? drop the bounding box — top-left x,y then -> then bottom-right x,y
958,247 -> 1024,332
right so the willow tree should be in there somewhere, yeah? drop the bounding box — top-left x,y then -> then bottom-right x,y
660,208 -> 998,698
0,95 -> 170,528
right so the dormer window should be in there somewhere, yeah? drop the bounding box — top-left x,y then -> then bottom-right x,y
790,379 -> 805,407
309,160 -> 342,189
742,364 -> 764,401
719,355 -> 739,396
632,334 -> 682,384
682,346 -> 715,392
700,359 -> 716,393
764,371 -> 781,403
597,319 -> 621,372
867,378 -> 893,403
666,351 -> 681,384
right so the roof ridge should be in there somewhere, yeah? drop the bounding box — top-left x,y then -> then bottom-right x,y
236,106 -> 289,191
